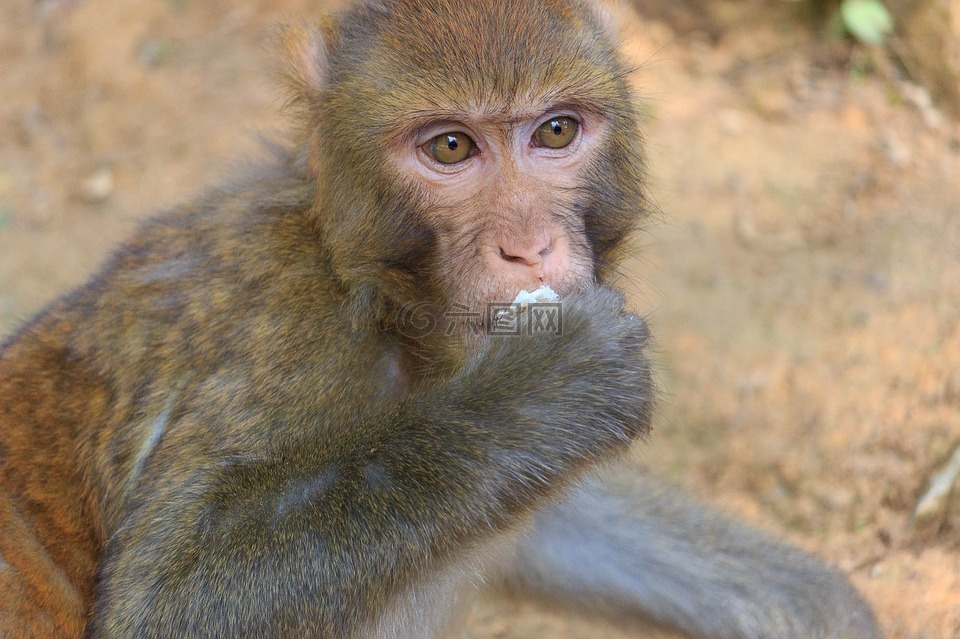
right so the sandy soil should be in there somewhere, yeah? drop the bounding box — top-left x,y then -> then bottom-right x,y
2,1 -> 959,637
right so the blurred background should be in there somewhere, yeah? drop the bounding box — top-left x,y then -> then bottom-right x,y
1,0 -> 958,636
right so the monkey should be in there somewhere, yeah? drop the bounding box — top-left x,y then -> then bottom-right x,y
0,0 -> 883,637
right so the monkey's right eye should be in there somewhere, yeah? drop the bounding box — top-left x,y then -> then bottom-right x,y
425,132 -> 475,165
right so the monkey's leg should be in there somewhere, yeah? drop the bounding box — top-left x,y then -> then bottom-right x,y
503,471 -> 882,639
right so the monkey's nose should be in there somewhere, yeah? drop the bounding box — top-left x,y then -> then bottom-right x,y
497,238 -> 553,267
493,234 -> 569,286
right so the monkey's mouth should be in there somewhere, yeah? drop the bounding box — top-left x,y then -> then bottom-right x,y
395,282 -> 568,340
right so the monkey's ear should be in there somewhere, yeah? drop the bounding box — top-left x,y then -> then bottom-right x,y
277,21 -> 332,102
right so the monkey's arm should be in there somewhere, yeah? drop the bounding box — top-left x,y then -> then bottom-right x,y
89,290 -> 652,638
503,471 -> 882,639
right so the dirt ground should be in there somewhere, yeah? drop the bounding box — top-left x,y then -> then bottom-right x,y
2,1 -> 959,637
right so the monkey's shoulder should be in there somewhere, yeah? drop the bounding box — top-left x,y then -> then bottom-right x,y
1,163 -> 359,392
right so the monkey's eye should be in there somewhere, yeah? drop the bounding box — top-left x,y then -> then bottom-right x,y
534,117 -> 579,149
425,132 -> 475,165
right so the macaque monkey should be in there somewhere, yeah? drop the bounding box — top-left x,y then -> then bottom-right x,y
0,0 -> 882,637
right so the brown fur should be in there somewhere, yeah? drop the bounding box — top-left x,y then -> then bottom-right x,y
0,1 -> 881,638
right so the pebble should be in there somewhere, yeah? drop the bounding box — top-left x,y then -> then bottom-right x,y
81,167 -> 115,203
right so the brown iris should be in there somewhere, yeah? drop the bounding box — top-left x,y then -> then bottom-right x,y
535,117 -> 578,149
426,132 -> 474,164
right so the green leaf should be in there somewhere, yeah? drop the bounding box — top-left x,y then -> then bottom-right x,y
841,0 -> 894,45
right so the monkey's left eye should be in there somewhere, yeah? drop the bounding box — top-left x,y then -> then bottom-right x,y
534,117 -> 579,149
425,132 -> 475,165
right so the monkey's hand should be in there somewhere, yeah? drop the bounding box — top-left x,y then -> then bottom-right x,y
455,284 -> 654,475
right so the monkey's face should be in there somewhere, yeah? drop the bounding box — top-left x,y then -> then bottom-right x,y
384,107 -> 607,324
302,0 -> 647,335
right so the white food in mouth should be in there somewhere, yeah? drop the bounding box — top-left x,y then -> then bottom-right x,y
495,285 -> 560,324
511,285 -> 559,307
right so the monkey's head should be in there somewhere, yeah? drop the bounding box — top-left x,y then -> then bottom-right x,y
283,0 -> 646,339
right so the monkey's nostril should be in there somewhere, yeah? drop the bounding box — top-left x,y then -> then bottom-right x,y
498,238 -> 557,268
499,247 -> 525,263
